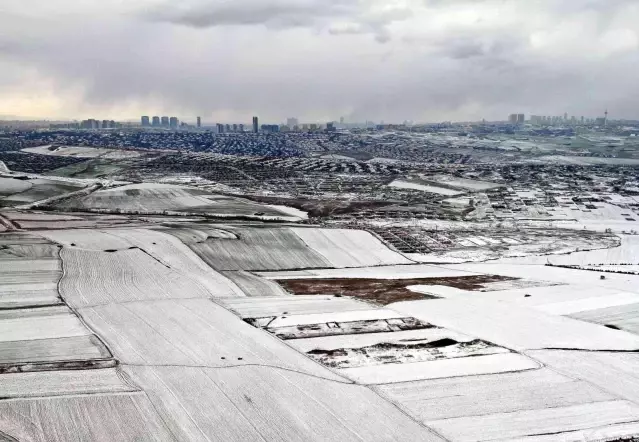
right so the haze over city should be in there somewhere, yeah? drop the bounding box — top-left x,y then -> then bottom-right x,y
2,0 -> 639,123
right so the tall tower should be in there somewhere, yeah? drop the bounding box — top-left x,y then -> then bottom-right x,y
604,109 -> 608,127
196,116 -> 201,128
252,116 -> 259,133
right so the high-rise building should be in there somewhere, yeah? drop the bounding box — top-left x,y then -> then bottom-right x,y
161,116 -> 169,127
196,117 -> 201,128
169,117 -> 179,129
517,114 -> 525,124
508,114 -> 518,124
340,117 -> 345,124
141,116 -> 150,127
239,124 -> 244,132
233,124 -> 238,132
252,116 -> 259,133
216,123 -> 224,134
581,116 -> 585,124
102,120 -> 110,129
564,112 -> 568,121
152,116 -> 160,127
286,117 -> 298,128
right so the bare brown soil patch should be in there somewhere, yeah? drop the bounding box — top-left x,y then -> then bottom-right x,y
277,274 -> 516,305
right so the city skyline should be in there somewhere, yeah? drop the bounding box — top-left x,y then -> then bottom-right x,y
1,1 -> 638,122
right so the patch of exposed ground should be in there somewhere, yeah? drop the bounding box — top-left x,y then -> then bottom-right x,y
276,274 -> 517,305
260,317 -> 432,340
306,339 -> 504,369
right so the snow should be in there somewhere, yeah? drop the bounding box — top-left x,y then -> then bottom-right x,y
124,365 -> 442,442
266,308 -> 403,328
0,335 -> 110,365
288,328 -> 474,353
337,353 -> 539,384
78,299 -> 346,380
55,182 -> 304,220
292,228 -> 413,267
535,292 -> 639,315
265,204 -> 309,219
22,145 -> 141,159
257,264 -> 475,280
221,270 -> 291,297
390,298 -> 639,351
429,400 -> 639,442
377,368 -> 614,422
530,350 -> 639,404
0,177 -> 32,195
389,180 -> 463,195
0,306 -> 92,342
0,368 -> 135,399
59,248 -> 214,307
217,295 -> 371,318
0,393 -> 176,441
189,227 -> 331,271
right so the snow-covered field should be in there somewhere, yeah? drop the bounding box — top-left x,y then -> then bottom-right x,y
257,264 -> 474,280
22,145 -> 141,159
292,228 -> 413,267
55,182 -> 306,220
389,180 -> 463,195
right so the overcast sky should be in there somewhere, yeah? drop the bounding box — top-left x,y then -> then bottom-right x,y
1,0 -> 638,123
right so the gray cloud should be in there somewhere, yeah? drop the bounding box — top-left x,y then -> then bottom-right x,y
0,0 -> 638,122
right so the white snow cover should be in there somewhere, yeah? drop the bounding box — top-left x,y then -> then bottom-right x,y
337,353 -> 539,384
0,368 -> 136,399
217,295 -> 371,318
266,308 -> 403,328
390,298 -> 639,351
124,365 -> 443,442
257,264 -> 475,280
43,228 -> 245,300
292,228 -> 413,267
78,299 -> 346,380
429,400 -> 639,442
388,180 -> 463,195
22,145 -> 141,158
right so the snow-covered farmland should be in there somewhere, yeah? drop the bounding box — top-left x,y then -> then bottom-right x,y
59,248 -> 213,307
376,368 -> 614,422
44,228 -> 245,298
124,365 -> 442,442
257,264 -> 473,280
189,227 -> 331,270
0,178 -> 85,207
0,177 -> 32,195
0,234 -> 62,308
291,228 -> 413,267
218,295 -> 371,318
0,393 -> 176,441
391,298 -> 639,351
0,367 -> 135,399
22,145 -> 142,159
428,400 -> 639,442
388,180 -> 463,195
221,270 -> 291,297
55,182 -> 304,220
338,353 -> 539,384
78,298 -> 345,380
